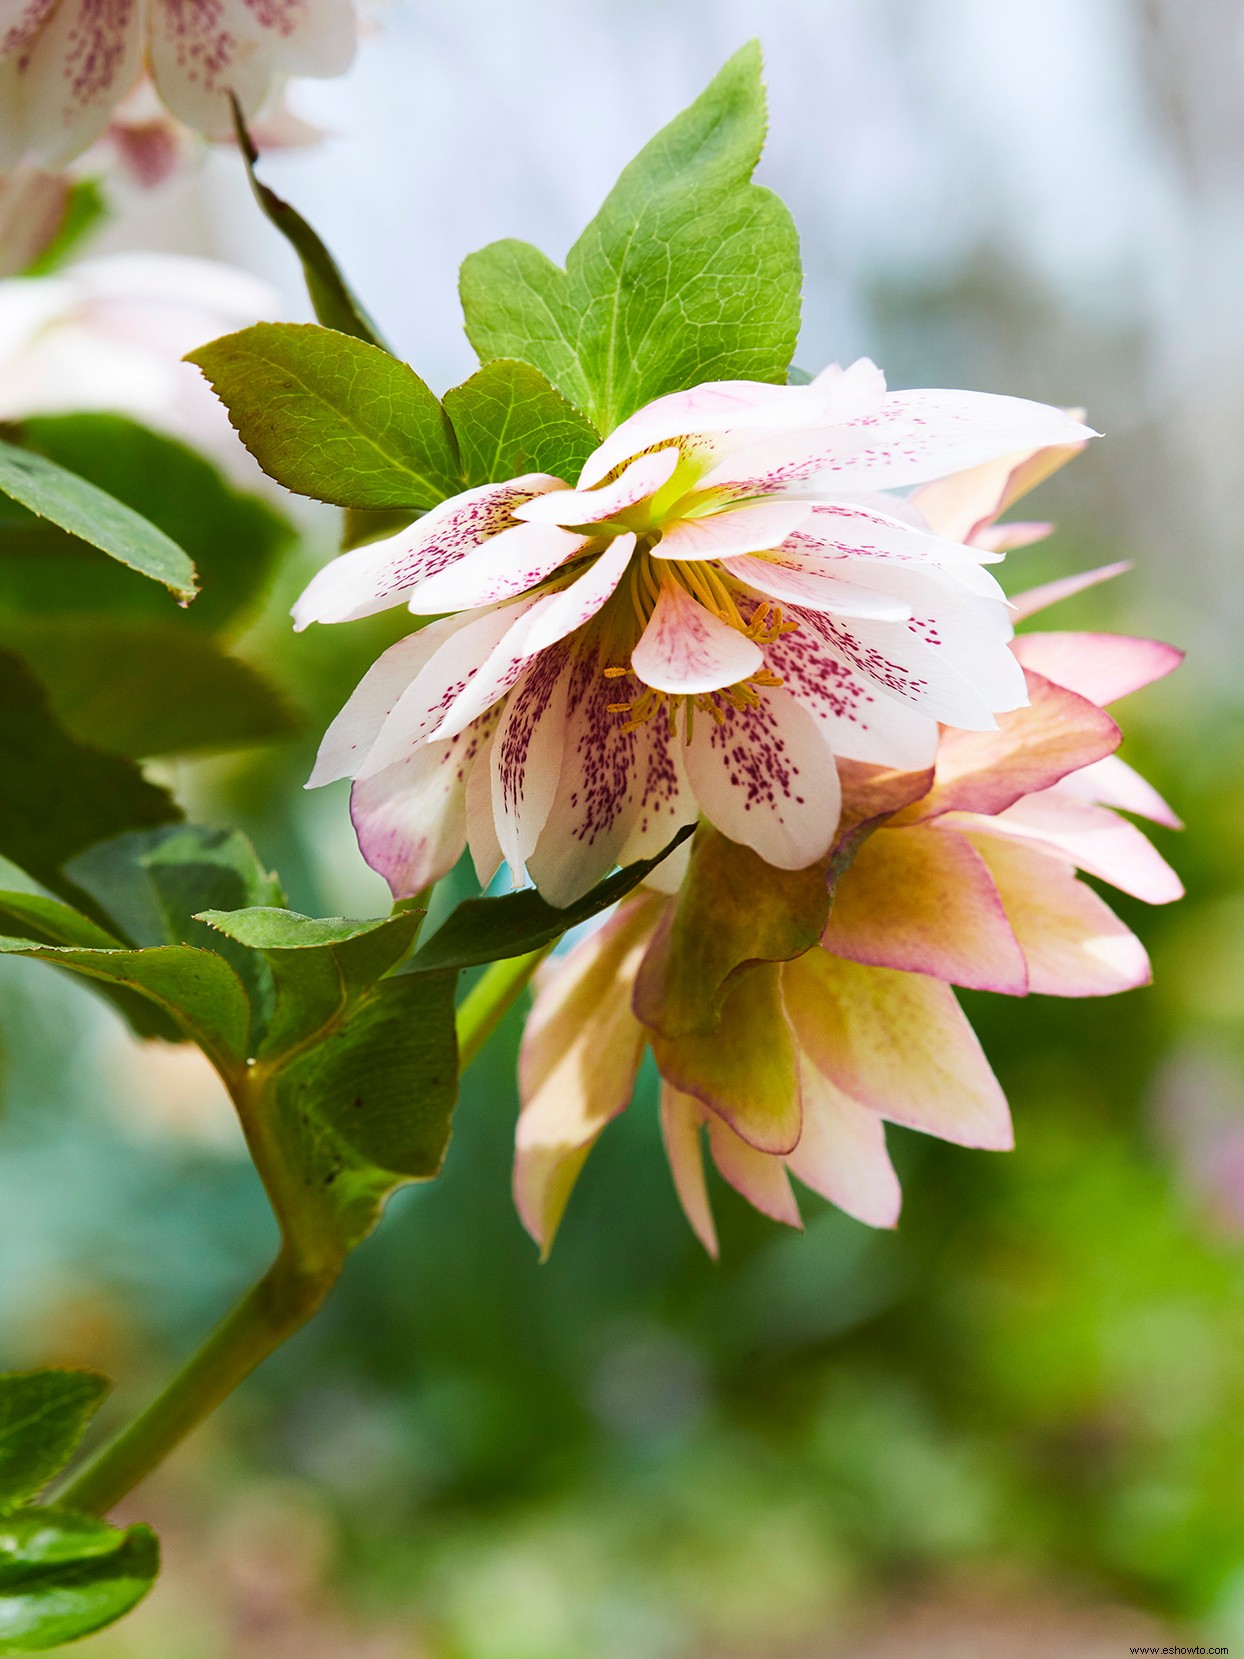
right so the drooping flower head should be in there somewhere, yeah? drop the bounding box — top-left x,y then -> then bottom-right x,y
514,588 -> 1183,1256
0,0 -> 356,167
297,361 -> 1093,906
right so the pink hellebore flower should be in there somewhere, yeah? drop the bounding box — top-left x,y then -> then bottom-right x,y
515,617 -> 1182,1256
297,362 -> 1092,907
0,0 -> 356,167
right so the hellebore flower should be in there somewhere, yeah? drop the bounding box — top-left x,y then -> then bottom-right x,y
299,362 -> 1092,906
0,0 -> 356,166
512,605 -> 1181,1255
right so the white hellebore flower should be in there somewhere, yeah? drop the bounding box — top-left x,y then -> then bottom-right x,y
296,362 -> 1093,907
0,0 -> 356,167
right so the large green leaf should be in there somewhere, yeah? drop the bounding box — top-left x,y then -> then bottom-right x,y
232,96 -> 389,352
0,652 -> 178,900
188,324 -> 463,511
443,359 -> 600,487
1,415 -> 293,633
0,438 -> 196,603
0,1375 -> 107,1514
0,1509 -> 157,1652
0,616 -> 298,758
408,825 -> 694,974
459,43 -> 801,429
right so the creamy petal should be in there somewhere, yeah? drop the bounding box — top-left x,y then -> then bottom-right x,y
632,581 -> 764,694
653,500 -> 813,561
984,792 -> 1184,904
659,1085 -> 718,1257
788,1061 -> 902,1228
1055,753 -> 1181,829
910,435 -> 1086,544
707,1116 -> 802,1229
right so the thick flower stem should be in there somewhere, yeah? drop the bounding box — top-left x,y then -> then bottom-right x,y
54,947 -> 548,1516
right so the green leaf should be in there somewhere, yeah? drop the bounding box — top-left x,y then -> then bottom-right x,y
443,359 -> 600,486
0,652 -> 179,900
2,415 -> 293,633
632,825 -> 830,1040
0,938 -> 251,1071
0,439 -> 196,603
0,891 -> 121,951
460,42 -> 801,429
408,824 -> 694,974
0,1374 -> 108,1512
197,906 -> 422,1056
0,615 -> 298,758
340,506 -> 416,551
0,1509 -> 157,1652
188,323 -> 463,511
232,96 -> 389,352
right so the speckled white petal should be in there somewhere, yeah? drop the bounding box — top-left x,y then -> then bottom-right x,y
653,500 -> 813,561
407,519 -> 588,614
512,448 -> 678,525
491,643 -> 573,885
10,0 -> 144,166
722,553 -> 912,620
632,581 -> 764,694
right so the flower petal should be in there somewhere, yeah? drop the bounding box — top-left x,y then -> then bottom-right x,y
1056,753 -> 1181,829
465,718 -> 504,888
965,830 -> 1151,996
350,715 -> 495,900
824,823 -> 1029,995
307,616 -> 469,787
985,793 -> 1184,903
777,500 -> 1007,594
650,961 -> 801,1153
680,684 -> 842,871
659,1085 -> 718,1257
291,475 -> 561,629
913,670 -> 1120,819
1009,562 -> 1131,622
7,0 -> 144,167
512,448 -> 679,524
783,950 -> 1013,1150
910,435 -> 1086,544
632,581 -> 764,694
701,390 -> 1094,496
491,642 -> 573,885
723,552 -> 912,619
654,500 -> 814,561
407,520 -> 588,614
707,1116 -> 802,1229
515,895 -> 657,1250
615,717 -> 699,867
1011,631 -> 1184,705
789,1061 -> 902,1228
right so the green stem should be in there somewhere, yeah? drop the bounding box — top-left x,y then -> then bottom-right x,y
455,949 -> 547,1070
56,942 -> 549,1515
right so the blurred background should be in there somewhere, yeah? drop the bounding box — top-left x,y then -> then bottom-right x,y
1,0 -> 1241,1653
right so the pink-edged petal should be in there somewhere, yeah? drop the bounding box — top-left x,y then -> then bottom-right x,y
650,961 -> 801,1154
1009,562 -> 1131,622
659,1085 -> 718,1258
972,521 -> 1053,552
576,381 -> 829,491
780,606 -> 1002,731
306,617 -> 467,788
1056,753 -> 1181,829
910,435 -> 1086,544
701,390 -> 1094,497
763,621 -> 940,770
824,823 -> 1029,995
291,475 -> 562,629
525,651 -> 652,908
350,714 -> 495,900
965,830 -> 1150,996
407,519 -> 588,614
8,0 -> 144,167
680,684 -> 842,871
491,642 -> 573,884
654,500 -> 813,561
789,1061 -> 902,1228
1011,631 -> 1184,705
913,670 -> 1120,819
356,601 -> 535,778
707,1116 -> 802,1229
723,552 -> 912,620
465,719 -> 504,888
984,793 -> 1184,904
783,950 -> 1013,1150
431,537 -> 638,742
513,448 -> 678,525
515,895 -> 658,1250
632,581 -> 764,694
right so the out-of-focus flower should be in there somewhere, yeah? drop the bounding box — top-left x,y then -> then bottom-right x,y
300,362 -> 1092,907
515,609 -> 1180,1255
0,251 -> 280,477
0,0 -> 356,168
0,161 -> 69,275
